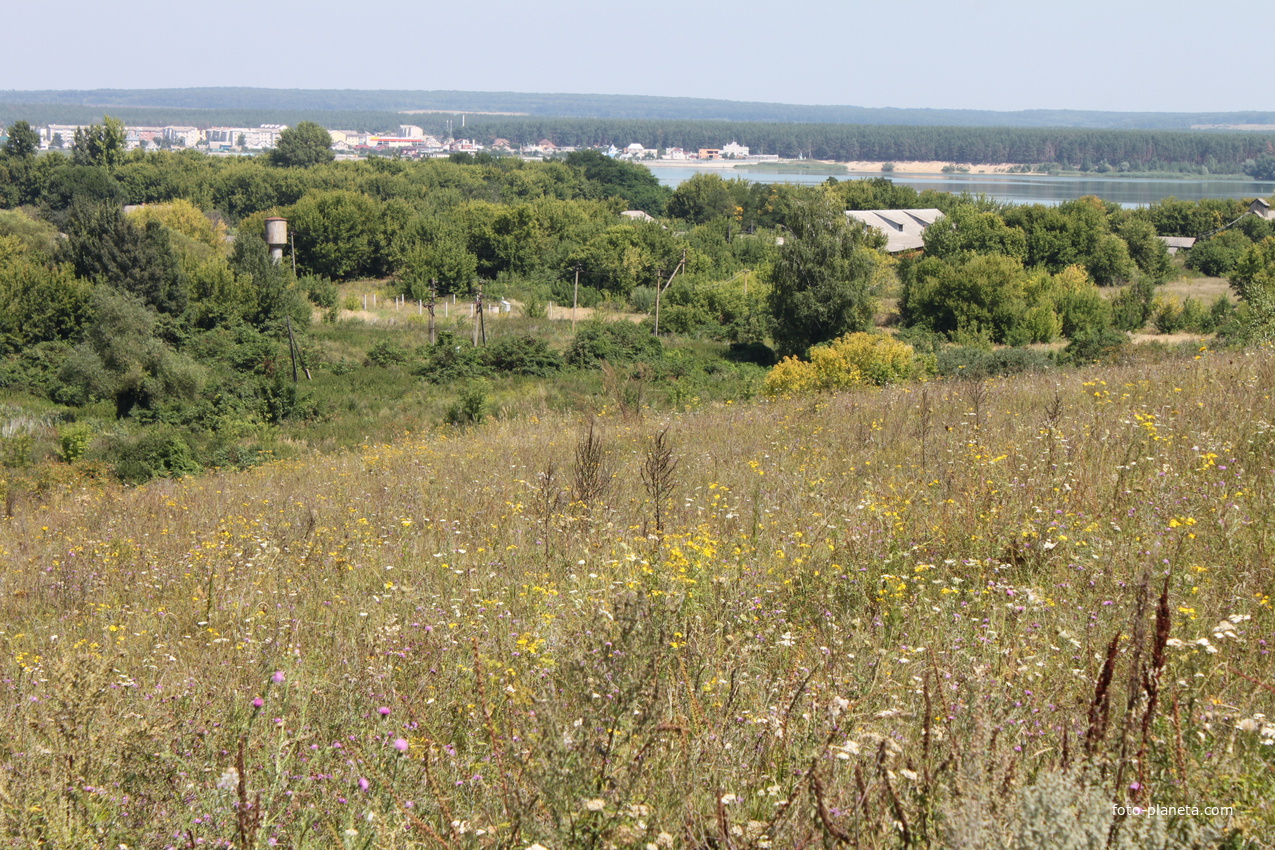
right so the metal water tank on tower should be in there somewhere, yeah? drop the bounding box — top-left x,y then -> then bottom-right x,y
265,217 -> 288,264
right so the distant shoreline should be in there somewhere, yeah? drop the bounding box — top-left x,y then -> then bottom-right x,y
642,159 -> 1019,175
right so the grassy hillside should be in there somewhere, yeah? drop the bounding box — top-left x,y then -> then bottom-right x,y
1,345 -> 1272,846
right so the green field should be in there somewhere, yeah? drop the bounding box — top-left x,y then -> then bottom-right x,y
2,342 -> 1273,847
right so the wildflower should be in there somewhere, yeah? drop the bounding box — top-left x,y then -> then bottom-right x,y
358,777 -> 370,792
216,767 -> 239,792
378,706 -> 391,717
271,671 -> 285,684
828,695 -> 850,722
393,738 -> 409,753
252,697 -> 264,709
584,798 -> 606,812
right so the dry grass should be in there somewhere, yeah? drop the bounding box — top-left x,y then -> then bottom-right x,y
1,346 -> 1273,847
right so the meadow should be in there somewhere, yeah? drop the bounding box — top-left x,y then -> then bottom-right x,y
1,341 -> 1272,848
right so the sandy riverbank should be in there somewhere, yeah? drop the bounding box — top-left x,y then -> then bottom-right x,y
646,158 -> 1018,175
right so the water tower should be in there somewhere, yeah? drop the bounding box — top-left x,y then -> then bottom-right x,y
264,217 -> 288,264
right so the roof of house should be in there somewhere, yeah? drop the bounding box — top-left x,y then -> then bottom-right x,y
845,208 -> 945,252
1159,235 -> 1197,249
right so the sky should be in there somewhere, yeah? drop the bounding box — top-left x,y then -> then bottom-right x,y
4,0 -> 1272,114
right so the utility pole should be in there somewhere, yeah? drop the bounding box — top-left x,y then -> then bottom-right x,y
653,267 -> 664,336
573,263 -> 581,331
652,248 -> 688,337
473,284 -> 486,346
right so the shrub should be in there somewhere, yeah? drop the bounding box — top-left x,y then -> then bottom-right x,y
763,332 -> 922,397
56,421 -> 93,463
725,341 -> 778,367
483,335 -> 563,377
565,320 -> 662,368
445,381 -> 488,426
365,339 -> 410,367
935,345 -> 1054,378
1062,327 -> 1128,364
1152,296 -> 1185,334
109,427 -> 201,484
301,275 -> 338,309
521,296 -> 548,319
413,331 -> 492,383
1109,279 -> 1156,332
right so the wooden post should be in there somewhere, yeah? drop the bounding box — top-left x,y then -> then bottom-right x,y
573,263 -> 581,331
653,267 -> 664,336
653,248 -> 688,337
428,280 -> 437,346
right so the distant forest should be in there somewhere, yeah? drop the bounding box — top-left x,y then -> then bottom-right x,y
6,87 -> 1275,129
5,89 -> 1275,174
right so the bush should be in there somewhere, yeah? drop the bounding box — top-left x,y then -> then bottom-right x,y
301,275 -> 339,309
413,331 -> 492,383
445,382 -> 488,426
565,320 -> 662,368
109,427 -> 201,484
483,335 -> 563,377
763,332 -> 922,397
1062,327 -> 1128,364
521,296 -> 548,319
57,421 -> 93,463
1109,279 -> 1156,332
725,341 -> 778,367
935,346 -> 1054,379
365,339 -> 410,367
1152,296 -> 1185,334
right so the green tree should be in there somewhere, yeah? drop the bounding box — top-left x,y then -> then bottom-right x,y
1230,236 -> 1275,315
1085,233 -> 1137,286
284,189 -> 384,280
72,116 -> 126,169
0,235 -> 95,350
3,121 -> 39,159
667,172 -> 736,224
399,228 -> 478,297
565,149 -> 670,215
766,194 -> 887,357
59,202 -> 187,315
922,204 -> 1027,262
268,122 -> 335,168
1116,217 -> 1172,279
230,233 -> 309,330
58,288 -> 204,417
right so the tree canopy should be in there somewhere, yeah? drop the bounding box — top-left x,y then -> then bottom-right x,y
269,121 -> 335,168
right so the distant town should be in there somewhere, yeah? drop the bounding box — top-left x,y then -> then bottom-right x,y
32,121 -> 781,163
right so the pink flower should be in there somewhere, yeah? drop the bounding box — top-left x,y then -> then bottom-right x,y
378,706 -> 391,717
358,777 -> 370,792
271,671 -> 285,684
252,697 -> 264,709
393,738 -> 409,753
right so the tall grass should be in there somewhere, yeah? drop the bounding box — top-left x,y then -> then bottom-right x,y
1,346 -> 1272,847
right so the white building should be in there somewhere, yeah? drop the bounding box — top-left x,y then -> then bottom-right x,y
721,141 -> 750,158
845,209 -> 945,253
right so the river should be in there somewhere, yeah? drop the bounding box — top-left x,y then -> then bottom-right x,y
644,165 -> 1275,208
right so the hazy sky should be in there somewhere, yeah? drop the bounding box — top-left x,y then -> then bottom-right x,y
5,0 -> 1272,114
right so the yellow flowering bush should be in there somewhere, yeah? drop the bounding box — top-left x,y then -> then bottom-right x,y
763,332 -> 922,396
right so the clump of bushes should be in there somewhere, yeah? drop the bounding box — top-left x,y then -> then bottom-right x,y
565,320 -> 662,368
763,332 -> 925,396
